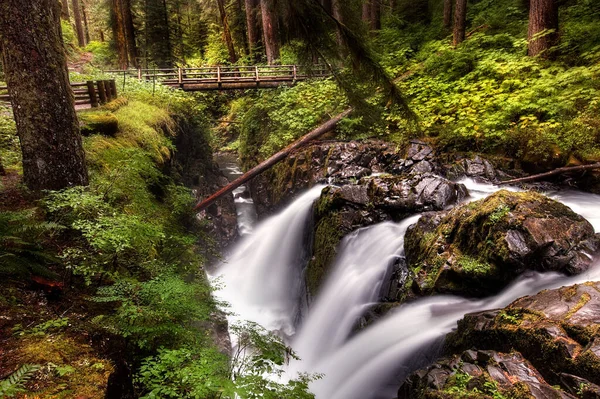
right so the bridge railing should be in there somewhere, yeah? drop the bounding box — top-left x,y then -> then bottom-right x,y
0,79 -> 118,108
104,65 -> 330,88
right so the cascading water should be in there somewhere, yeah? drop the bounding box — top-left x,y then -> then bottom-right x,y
291,216 -> 420,370
211,173 -> 600,399
211,185 -> 324,336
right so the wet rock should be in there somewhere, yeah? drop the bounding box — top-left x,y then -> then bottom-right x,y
444,283 -> 600,390
305,175 -> 467,298
405,190 -> 600,296
398,350 -> 573,399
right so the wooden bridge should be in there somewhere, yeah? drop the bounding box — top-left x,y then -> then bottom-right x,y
105,65 -> 330,91
0,79 -> 118,109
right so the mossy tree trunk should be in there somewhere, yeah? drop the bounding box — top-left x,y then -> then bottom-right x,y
528,0 -> 558,57
369,0 -> 381,30
452,0 -> 467,46
443,0 -> 453,29
123,0 -> 139,68
60,0 -> 70,20
260,0 -> 279,64
71,0 -> 87,47
0,0 -> 89,191
245,0 -> 260,61
217,0 -> 239,64
111,0 -> 129,68
81,0 -> 91,43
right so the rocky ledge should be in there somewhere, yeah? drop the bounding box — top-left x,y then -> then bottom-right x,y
400,282 -> 600,398
405,190 -> 600,297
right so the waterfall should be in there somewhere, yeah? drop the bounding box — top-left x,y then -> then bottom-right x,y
291,216 -> 420,370
211,185 -> 325,336
211,174 -> 600,399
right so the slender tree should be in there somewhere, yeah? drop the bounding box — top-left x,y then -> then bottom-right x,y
369,0 -> 381,30
452,0 -> 467,46
260,0 -> 279,64
123,0 -> 139,67
362,0 -> 371,24
81,0 -> 91,44
146,0 -> 173,67
245,0 -> 260,61
111,0 -> 129,68
0,0 -> 89,191
61,0 -> 70,20
332,0 -> 344,47
528,0 -> 558,57
71,0 -> 87,46
217,0 -> 239,63
443,0 -> 453,29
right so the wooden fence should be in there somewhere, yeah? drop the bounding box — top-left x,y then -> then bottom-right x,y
105,65 -> 330,91
0,79 -> 118,108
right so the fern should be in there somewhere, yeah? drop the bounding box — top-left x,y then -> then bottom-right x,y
0,364 -> 40,397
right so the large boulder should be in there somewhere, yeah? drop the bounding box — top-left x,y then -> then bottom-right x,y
405,190 -> 600,296
306,174 -> 467,298
441,282 -> 600,396
398,350 -> 576,399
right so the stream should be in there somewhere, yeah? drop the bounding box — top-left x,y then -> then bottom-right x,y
210,160 -> 600,399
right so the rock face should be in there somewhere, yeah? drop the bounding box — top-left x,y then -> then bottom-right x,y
306,174 -> 467,298
249,139 -> 441,216
434,283 -> 600,398
398,350 -> 576,399
405,190 -> 600,296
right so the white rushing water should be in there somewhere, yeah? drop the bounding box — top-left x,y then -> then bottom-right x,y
211,185 -> 325,336
212,175 -> 600,399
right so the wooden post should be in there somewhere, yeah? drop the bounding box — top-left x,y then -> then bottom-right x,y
293,65 -> 297,82
122,70 -> 126,92
178,67 -> 183,86
97,80 -> 107,104
137,68 -> 142,80
217,66 -> 222,89
110,79 -> 118,98
106,80 -> 114,101
86,80 -> 98,107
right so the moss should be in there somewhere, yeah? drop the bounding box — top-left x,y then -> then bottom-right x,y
79,111 -> 119,137
306,211 -> 344,298
565,292 -> 592,320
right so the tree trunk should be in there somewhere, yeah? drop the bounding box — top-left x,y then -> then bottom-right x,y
362,0 -> 371,24
260,0 -> 279,64
0,0 -> 88,191
452,0 -> 467,46
443,0 -> 453,29
123,0 -> 139,67
245,0 -> 260,61
145,0 -> 173,67
217,0 -> 238,64
528,0 -> 558,57
370,0 -> 381,30
71,0 -> 86,46
111,0 -> 129,68
81,0 -> 91,44
320,0 -> 332,14
332,0 -> 344,47
235,0 -> 250,56
61,0 -> 70,20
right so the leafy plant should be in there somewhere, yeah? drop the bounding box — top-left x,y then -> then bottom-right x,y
0,364 -> 40,398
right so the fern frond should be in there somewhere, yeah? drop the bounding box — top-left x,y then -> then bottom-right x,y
0,364 -> 40,397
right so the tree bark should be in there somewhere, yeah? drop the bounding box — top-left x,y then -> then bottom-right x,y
71,0 -> 86,46
452,0 -> 467,46
111,0 -> 129,68
194,108 -> 353,212
81,0 -> 91,44
245,0 -> 260,61
60,0 -> 70,20
370,0 -> 381,30
122,0 -> 139,67
443,0 -> 453,29
528,0 -> 558,57
0,0 -> 88,191
260,0 -> 279,64
217,0 -> 238,64
332,0 -> 344,47
362,0 -> 371,24
320,0 -> 332,14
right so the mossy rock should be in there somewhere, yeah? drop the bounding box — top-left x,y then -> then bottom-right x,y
79,111 -> 119,137
405,190 -> 600,297
444,283 -> 600,388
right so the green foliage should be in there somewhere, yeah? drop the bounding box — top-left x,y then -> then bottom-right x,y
93,276 -> 215,349
85,41 -> 115,67
0,114 -> 20,172
0,209 -> 62,278
0,364 -> 40,398
12,317 -> 70,337
60,20 -> 78,56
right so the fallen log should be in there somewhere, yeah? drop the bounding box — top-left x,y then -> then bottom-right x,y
194,107 -> 353,212
498,162 -> 600,185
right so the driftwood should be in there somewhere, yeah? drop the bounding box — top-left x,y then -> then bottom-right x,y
498,162 -> 600,185
194,107 -> 353,212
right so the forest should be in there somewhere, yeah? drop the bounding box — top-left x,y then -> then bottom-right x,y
1,0 -> 600,398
